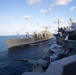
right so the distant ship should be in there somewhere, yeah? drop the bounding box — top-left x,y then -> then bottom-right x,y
5,27 -> 53,48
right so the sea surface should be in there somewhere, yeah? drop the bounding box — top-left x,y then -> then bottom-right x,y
0,35 -> 50,75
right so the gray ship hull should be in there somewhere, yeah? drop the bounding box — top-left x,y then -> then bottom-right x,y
5,37 -> 52,48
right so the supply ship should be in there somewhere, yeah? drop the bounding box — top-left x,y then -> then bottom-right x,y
5,27 -> 53,48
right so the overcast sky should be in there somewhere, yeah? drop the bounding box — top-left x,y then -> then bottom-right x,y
0,0 -> 76,35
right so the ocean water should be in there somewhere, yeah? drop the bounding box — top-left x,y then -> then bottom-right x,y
0,35 -> 49,75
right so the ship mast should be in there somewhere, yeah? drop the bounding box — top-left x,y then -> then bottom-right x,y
58,19 -> 60,29
69,18 -> 74,26
54,19 -> 61,31
17,33 -> 19,38
26,32 -> 29,38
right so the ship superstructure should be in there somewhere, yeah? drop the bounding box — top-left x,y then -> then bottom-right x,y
6,27 -> 53,48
